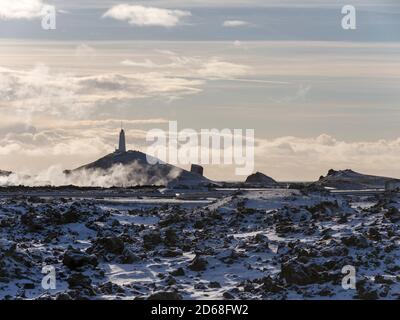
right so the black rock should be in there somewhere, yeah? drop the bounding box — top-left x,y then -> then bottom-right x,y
261,276 -> 283,293
280,260 -> 322,285
367,228 -> 381,241
164,228 -> 178,246
63,250 -> 98,270
95,236 -> 125,255
119,248 -> 140,264
170,267 -> 185,277
159,249 -> 183,258
223,292 -> 235,300
188,256 -> 208,272
67,273 -> 92,289
23,283 -> 35,290
341,235 -> 369,248
143,231 -> 162,250
356,280 -> 379,300
209,281 -> 222,288
61,209 -> 81,224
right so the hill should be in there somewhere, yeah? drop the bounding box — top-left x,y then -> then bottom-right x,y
315,169 -> 399,190
245,172 -> 278,187
68,150 -> 212,188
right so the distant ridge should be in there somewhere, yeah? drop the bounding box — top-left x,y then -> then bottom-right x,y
315,169 -> 399,190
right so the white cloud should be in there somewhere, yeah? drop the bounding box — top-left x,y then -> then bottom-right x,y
74,43 -> 96,57
0,120 -> 166,176
121,59 -> 161,68
271,84 -> 312,103
0,0 -> 49,20
0,64 -> 205,120
103,4 -> 191,27
0,52 -> 252,124
197,58 -> 251,79
252,134 -> 400,181
223,20 -> 250,27
35,0 -> 398,10
122,55 -> 199,69
122,55 -> 252,80
66,118 -> 169,128
3,130 -> 400,182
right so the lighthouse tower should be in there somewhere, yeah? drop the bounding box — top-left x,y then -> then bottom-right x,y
117,126 -> 126,153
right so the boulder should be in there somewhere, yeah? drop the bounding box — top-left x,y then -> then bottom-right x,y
63,250 -> 98,270
280,260 -> 322,285
143,231 -> 162,250
188,256 -> 208,272
94,236 -> 125,255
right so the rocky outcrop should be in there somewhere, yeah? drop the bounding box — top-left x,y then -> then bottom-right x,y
315,169 -> 399,190
190,164 -> 204,176
245,172 -> 278,186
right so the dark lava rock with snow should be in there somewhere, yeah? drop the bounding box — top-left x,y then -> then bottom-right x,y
63,250 -> 98,270
1,185 -> 400,300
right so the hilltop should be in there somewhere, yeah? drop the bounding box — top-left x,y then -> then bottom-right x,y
67,150 -> 212,188
315,169 -> 399,190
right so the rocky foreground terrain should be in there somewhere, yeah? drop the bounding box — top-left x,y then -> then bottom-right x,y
1,187 -> 400,300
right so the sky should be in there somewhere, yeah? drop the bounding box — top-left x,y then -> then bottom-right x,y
0,0 -> 400,181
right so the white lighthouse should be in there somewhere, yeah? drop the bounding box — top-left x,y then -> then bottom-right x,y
117,127 -> 126,153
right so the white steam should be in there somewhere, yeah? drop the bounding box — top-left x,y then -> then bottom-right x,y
0,162 -> 182,187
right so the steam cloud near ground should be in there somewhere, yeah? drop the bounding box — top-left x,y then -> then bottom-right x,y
0,162 -> 181,187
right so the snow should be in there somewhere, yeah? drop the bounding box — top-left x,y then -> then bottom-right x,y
1,186 -> 400,300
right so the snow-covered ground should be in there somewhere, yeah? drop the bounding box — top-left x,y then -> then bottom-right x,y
1,187 -> 400,300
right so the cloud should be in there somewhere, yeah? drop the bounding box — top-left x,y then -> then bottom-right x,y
74,43 -> 96,57
121,59 -> 161,68
103,4 -> 191,27
4,130 -> 400,182
222,20 -> 250,27
197,58 -> 251,79
0,51 -> 253,125
0,64 -> 205,120
0,119 -> 172,177
271,84 -> 312,103
0,0 -> 49,20
122,54 -> 252,80
252,134 -> 400,180
0,123 -> 149,171
66,119 -> 169,128
121,55 -> 199,70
